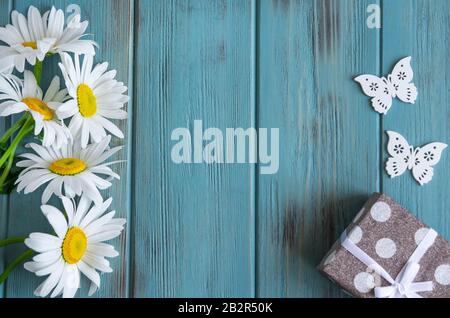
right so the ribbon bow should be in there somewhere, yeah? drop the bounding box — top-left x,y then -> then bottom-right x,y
341,228 -> 437,298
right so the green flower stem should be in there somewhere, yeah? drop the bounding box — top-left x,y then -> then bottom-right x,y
0,237 -> 26,248
0,150 -> 15,186
0,114 -> 33,169
0,249 -> 34,285
0,122 -> 34,188
34,60 -> 43,85
0,114 -> 28,146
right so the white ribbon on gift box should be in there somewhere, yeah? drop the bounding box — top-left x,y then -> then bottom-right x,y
340,228 -> 437,298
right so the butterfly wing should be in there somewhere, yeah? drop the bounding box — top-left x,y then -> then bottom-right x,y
390,57 -> 414,84
389,56 -> 418,104
371,94 -> 393,114
415,142 -> 448,166
385,131 -> 412,178
412,165 -> 434,186
386,157 -> 409,178
411,142 -> 448,185
354,75 -> 392,114
395,83 -> 417,104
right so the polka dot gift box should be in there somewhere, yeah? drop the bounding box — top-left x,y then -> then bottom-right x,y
318,193 -> 450,298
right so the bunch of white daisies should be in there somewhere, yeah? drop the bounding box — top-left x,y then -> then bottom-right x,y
0,6 -> 127,298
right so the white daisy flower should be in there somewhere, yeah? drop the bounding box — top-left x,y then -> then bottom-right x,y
58,53 -> 128,148
16,135 -> 122,204
0,6 -> 96,72
0,71 -> 71,148
24,196 -> 125,298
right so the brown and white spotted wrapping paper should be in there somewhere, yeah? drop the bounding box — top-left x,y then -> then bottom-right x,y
318,193 -> 450,298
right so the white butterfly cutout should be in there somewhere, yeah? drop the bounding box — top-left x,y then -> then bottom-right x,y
355,57 -> 418,114
386,131 -> 447,185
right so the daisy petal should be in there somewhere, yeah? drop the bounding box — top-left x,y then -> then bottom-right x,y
41,205 -> 68,238
77,260 -> 100,289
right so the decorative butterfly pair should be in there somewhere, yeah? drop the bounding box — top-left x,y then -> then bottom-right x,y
355,57 -> 447,185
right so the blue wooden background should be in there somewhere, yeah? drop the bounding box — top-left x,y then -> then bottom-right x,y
0,0 -> 449,297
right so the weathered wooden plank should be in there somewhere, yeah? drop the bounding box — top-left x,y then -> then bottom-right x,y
256,0 -> 380,297
131,0 -> 254,297
4,0 -> 133,298
382,1 -> 450,239
0,0 -> 13,299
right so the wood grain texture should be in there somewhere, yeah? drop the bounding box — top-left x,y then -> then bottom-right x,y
131,0 -> 255,297
3,0 -> 133,298
0,0 -> 12,299
256,0 -> 380,297
382,0 -> 450,241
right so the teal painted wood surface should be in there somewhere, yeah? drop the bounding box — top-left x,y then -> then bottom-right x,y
0,0 -> 448,297
132,0 -> 255,297
256,0 -> 380,297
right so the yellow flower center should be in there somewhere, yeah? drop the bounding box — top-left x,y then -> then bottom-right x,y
77,84 -> 97,118
22,97 -> 54,120
22,41 -> 37,49
62,227 -> 87,264
49,158 -> 87,176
